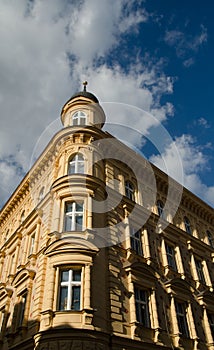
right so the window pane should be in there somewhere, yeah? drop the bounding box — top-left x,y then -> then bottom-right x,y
61,270 -> 69,282
80,117 -> 86,125
72,286 -> 80,310
59,287 -> 68,310
68,163 -> 75,174
78,163 -> 84,173
66,203 -> 73,213
76,203 -> 83,212
76,215 -> 83,231
73,269 -> 81,281
65,215 -> 72,231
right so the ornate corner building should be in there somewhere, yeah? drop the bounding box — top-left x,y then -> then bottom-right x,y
0,86 -> 214,350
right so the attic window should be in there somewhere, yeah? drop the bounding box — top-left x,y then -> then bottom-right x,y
72,111 -> 87,126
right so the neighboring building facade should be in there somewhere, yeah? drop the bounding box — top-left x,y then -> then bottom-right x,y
0,85 -> 214,350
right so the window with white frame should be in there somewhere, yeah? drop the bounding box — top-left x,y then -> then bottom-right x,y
72,111 -> 87,125
130,227 -> 143,256
184,216 -> 192,235
208,313 -> 214,339
64,202 -> 84,231
125,181 -> 135,201
195,258 -> 206,284
58,268 -> 82,311
207,230 -> 214,248
134,287 -> 150,327
68,153 -> 84,174
165,243 -> 177,271
175,300 -> 189,337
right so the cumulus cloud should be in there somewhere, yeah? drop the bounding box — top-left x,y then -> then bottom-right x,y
0,0 -> 213,210
0,0 -> 174,207
150,134 -> 214,207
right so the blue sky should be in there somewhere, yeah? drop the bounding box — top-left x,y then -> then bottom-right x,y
0,0 -> 213,208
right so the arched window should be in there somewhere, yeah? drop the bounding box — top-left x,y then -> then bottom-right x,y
125,181 -> 135,201
68,154 -> 84,174
157,200 -> 164,217
72,111 -> 87,125
184,216 -> 192,235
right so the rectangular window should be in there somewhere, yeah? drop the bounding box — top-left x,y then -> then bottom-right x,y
135,287 -> 150,327
64,202 -> 84,231
18,293 -> 27,327
130,228 -> 143,256
29,232 -> 35,255
195,258 -> 206,284
165,243 -> 177,271
175,301 -> 189,337
208,313 -> 214,338
59,268 -> 82,311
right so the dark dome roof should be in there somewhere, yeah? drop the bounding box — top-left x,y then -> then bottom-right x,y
69,90 -> 99,103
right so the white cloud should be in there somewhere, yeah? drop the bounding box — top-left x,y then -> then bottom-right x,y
150,134 -> 214,207
0,0 -> 213,211
197,117 -> 211,129
164,24 -> 207,66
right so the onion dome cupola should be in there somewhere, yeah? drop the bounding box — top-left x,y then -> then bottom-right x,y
61,81 -> 106,129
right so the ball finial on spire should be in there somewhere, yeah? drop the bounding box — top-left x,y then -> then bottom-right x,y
83,81 -> 88,91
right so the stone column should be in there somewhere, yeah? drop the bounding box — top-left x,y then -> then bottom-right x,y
34,220 -> 41,254
52,194 -> 61,232
187,302 -> 197,339
84,264 -> 91,309
150,288 -> 159,329
170,295 -> 180,348
128,273 -> 136,339
87,196 -> 93,229
203,307 -> 214,345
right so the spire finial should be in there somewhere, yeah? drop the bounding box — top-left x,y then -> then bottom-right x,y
83,81 -> 88,92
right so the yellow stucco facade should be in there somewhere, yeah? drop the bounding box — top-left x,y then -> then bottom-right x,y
0,87 -> 214,350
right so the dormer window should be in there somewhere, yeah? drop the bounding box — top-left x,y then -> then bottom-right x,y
72,111 -> 87,126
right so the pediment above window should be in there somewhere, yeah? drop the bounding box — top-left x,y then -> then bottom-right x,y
12,268 -> 36,288
0,285 -> 13,299
164,277 -> 194,298
124,261 -> 157,288
44,236 -> 99,257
